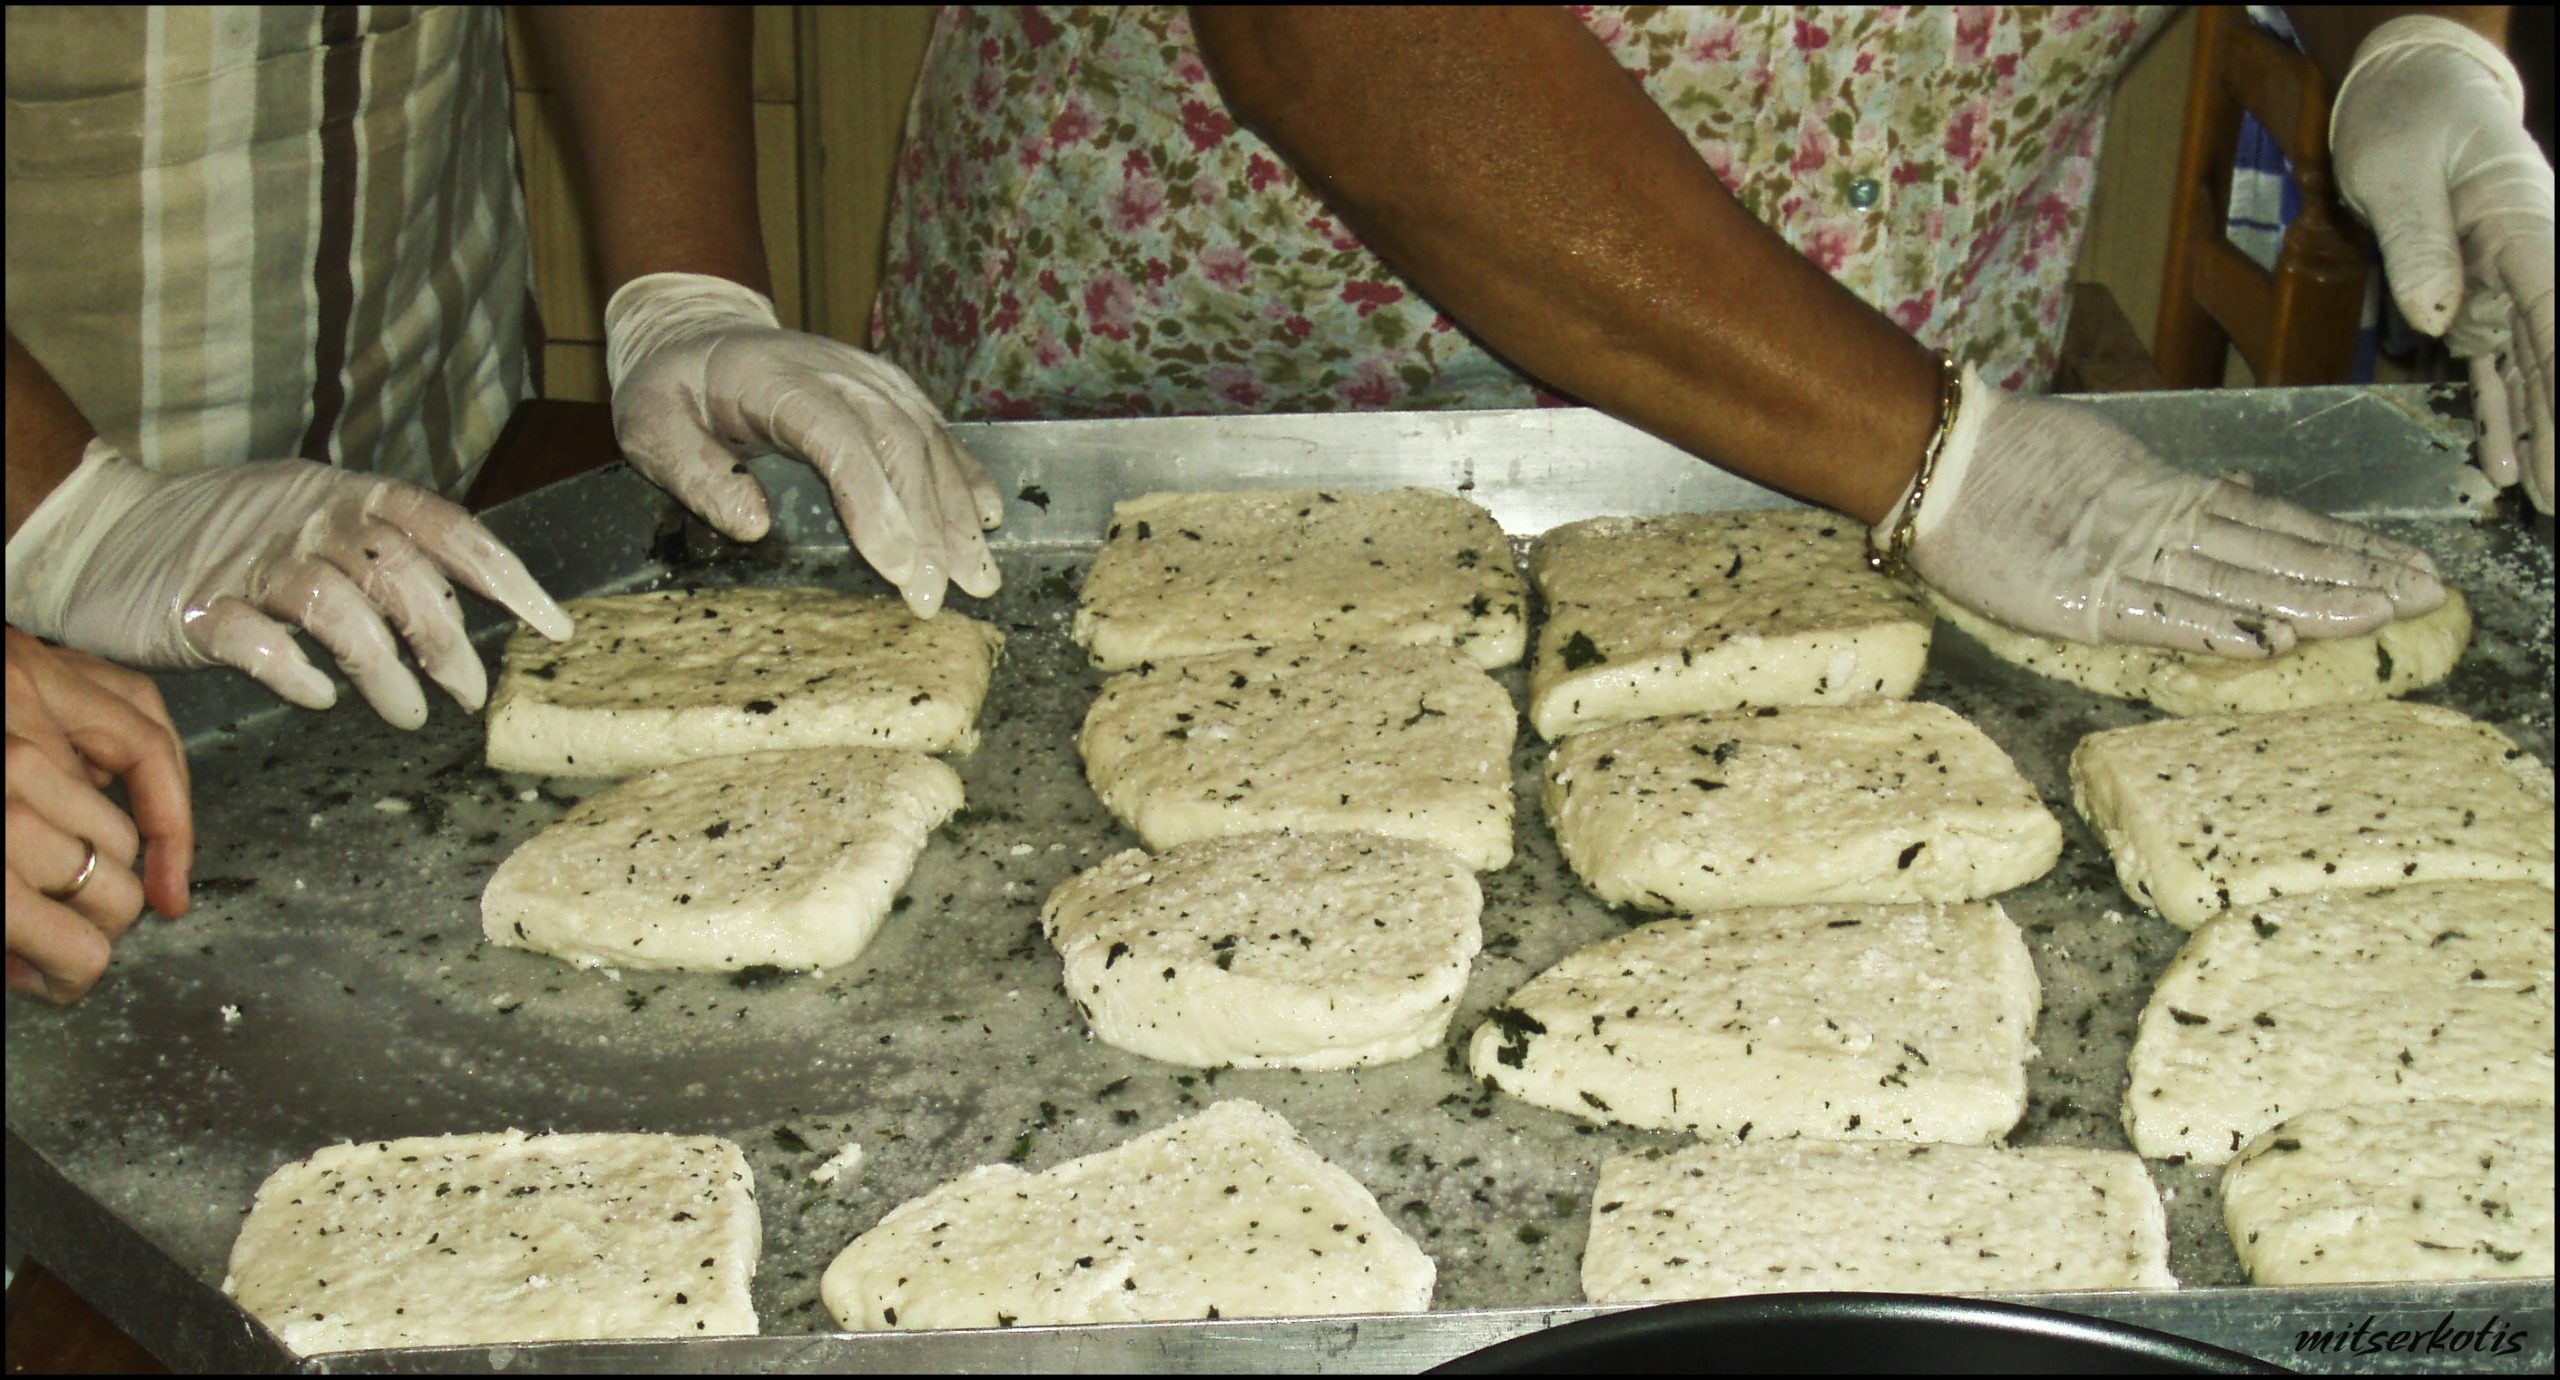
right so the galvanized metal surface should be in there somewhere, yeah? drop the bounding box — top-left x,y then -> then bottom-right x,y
5,388 -> 2552,1373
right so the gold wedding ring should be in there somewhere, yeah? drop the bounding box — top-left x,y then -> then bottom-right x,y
44,838 -> 98,902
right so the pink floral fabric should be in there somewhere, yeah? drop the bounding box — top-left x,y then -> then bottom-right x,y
874,5 -> 2170,420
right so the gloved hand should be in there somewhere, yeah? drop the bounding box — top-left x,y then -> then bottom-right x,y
604,272 -> 1005,616
2330,15 -> 2553,512
1892,371 -> 2446,657
3,440 -> 574,729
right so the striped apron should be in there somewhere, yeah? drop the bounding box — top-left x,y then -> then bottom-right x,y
5,5 -> 532,496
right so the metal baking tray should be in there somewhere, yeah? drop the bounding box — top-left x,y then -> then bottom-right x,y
6,387 -> 2553,1373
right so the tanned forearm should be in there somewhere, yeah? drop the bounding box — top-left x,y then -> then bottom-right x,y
1192,6 -> 1941,523
2287,6 -> 2509,91
519,6 -> 772,298
5,331 -> 99,538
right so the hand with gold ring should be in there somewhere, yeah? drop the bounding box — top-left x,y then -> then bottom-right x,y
6,627 -> 194,1003
48,837 -> 99,901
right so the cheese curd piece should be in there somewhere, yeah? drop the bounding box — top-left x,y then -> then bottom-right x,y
1932,588 -> 2471,716
222,1130 -> 757,1354
2222,1101 -> 2556,1285
2072,701 -> 2555,930
1582,1138 -> 2173,1303
2124,882 -> 2556,1166
1544,702 -> 2059,912
1072,488 -> 1526,671
486,588 -> 1003,777
1079,644 -> 1516,871
1469,902 -> 2037,1142
1528,510 -> 1931,740
482,747 -> 962,972
821,1099 -> 1433,1329
1043,832 -> 1482,1070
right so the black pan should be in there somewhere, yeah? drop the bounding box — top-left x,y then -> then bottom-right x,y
1429,1294 -> 2288,1374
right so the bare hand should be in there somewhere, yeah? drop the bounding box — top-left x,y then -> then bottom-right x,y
5,628 -> 194,1002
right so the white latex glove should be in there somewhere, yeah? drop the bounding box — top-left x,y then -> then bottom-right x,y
1893,371 -> 2446,657
3,441 -> 574,729
2330,15 -> 2554,512
605,272 -> 1004,616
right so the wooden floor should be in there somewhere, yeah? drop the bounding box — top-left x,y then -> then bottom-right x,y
4,1264 -> 164,1374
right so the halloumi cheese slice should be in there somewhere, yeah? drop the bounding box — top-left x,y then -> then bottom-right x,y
820,1099 -> 1433,1329
486,587 -> 1002,777
1079,643 -> 1516,871
1469,902 -> 2037,1143
1544,702 -> 2059,912
1043,831 -> 1481,1070
482,747 -> 962,972
1528,510 -> 1930,740
2123,881 -> 2556,1166
222,1130 -> 757,1354
1932,588 -> 2470,716
2222,1101 -> 2555,1285
2072,701 -> 2554,930
1582,1138 -> 2174,1303
1072,488 -> 1526,670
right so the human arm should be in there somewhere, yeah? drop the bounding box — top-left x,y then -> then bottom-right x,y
6,330 -> 98,539
521,6 -> 1004,615
1194,7 -> 2441,652
2291,5 -> 2551,511
5,628 -> 193,1002
4,333 -> 573,726
1194,6 -> 1938,524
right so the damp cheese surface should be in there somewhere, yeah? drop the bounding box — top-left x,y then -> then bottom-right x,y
1468,901 -> 2036,1142
1079,643 -> 1516,871
1072,488 -> 1526,670
1528,509 -> 1930,739
2221,1101 -> 2556,1285
221,1130 -> 758,1354
1581,1138 -> 2173,1303
2072,701 -> 2555,930
1931,588 -> 2471,716
1042,831 -> 1482,1070
485,588 -> 1003,777
820,1099 -> 1433,1329
2123,881 -> 2556,1166
1543,701 -> 2059,912
481,747 -> 962,972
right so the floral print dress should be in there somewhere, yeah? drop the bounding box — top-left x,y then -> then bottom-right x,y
874,5 -> 2172,421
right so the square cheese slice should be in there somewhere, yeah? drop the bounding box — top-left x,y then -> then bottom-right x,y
1043,831 -> 1482,1070
2222,1101 -> 2555,1286
482,747 -> 963,972
1528,509 -> 1930,740
1544,702 -> 2060,912
1072,488 -> 1526,670
1932,588 -> 2470,717
2072,701 -> 2555,930
820,1099 -> 1433,1329
486,587 -> 1003,777
2123,881 -> 2556,1166
222,1130 -> 757,1354
1079,643 -> 1516,871
1582,1138 -> 2174,1303
1469,901 -> 2037,1143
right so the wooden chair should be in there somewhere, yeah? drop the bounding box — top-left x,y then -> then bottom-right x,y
2151,4 -> 2370,388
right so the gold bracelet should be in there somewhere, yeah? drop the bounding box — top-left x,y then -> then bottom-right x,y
1866,354 -> 1964,577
